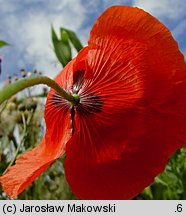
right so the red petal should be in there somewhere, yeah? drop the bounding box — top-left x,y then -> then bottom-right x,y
65,6 -> 186,199
0,61 -> 74,198
0,137 -> 52,198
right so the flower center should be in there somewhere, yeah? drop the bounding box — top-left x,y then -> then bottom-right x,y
72,70 -> 103,115
51,70 -> 103,115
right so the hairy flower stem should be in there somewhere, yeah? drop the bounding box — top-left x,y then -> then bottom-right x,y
0,76 -> 79,106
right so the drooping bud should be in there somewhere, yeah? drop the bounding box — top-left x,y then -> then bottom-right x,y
20,69 -> 26,78
13,74 -> 18,81
27,71 -> 32,78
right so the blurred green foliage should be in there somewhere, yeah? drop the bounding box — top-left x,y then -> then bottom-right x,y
52,26 -> 83,68
0,28 -> 186,200
0,40 -> 9,48
136,146 -> 186,200
0,91 -> 77,200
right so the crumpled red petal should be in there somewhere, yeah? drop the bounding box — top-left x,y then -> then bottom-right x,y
1,6 -> 186,200
0,60 -> 75,198
64,6 -> 186,199
0,137 -> 52,198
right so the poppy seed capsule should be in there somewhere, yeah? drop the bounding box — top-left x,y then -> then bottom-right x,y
25,98 -> 37,111
1,6 -> 186,200
18,103 -> 26,112
6,102 -> 16,112
9,95 -> 17,103
7,74 -> 11,84
15,112 -> 22,124
27,72 -> 32,77
24,110 -> 30,119
43,87 -> 48,94
33,69 -> 37,74
13,74 -> 18,81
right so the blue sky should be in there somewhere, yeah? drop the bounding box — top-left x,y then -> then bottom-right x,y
0,0 -> 186,82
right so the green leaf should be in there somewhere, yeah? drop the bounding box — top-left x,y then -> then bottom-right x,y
154,176 -> 168,186
0,40 -> 9,48
143,186 -> 153,199
60,28 -> 72,61
51,26 -> 72,67
61,27 -> 83,52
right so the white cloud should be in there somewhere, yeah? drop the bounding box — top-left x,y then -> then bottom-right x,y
133,0 -> 186,21
183,50 -> 186,60
0,0 -> 86,79
133,0 -> 186,54
0,0 -> 18,14
103,0 -> 131,8
0,0 -> 186,84
172,19 -> 186,38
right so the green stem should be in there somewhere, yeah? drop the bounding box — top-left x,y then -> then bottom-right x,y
0,100 -> 8,116
0,76 -> 79,106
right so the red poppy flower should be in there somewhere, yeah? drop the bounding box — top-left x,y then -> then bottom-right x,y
1,6 -> 186,199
